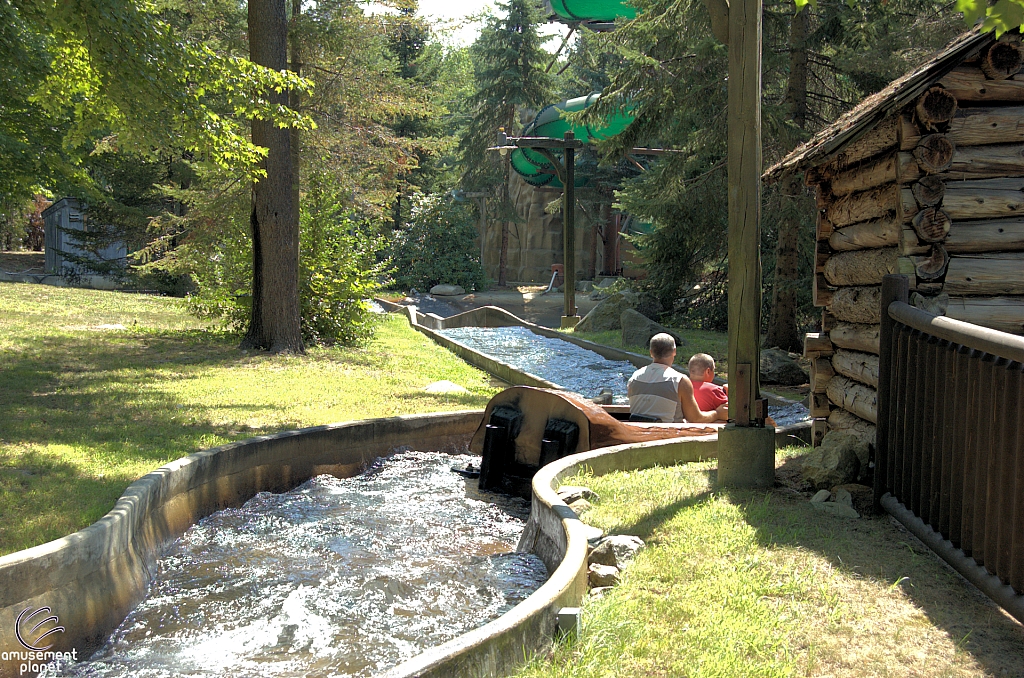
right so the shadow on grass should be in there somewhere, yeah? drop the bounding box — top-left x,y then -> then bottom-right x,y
0,330 -> 321,553
722,458 -> 1024,677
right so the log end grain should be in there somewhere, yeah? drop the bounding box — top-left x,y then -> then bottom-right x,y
981,41 -> 1024,81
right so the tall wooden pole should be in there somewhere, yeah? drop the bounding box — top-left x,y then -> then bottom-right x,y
562,131 -> 578,325
726,0 -> 762,426
718,0 -> 775,487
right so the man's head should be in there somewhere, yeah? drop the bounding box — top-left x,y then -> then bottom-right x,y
649,333 -> 677,364
688,353 -> 716,382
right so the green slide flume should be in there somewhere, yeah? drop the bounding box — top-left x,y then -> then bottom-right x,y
510,93 -> 634,188
549,0 -> 638,22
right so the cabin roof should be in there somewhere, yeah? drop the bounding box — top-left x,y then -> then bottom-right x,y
763,28 -> 995,182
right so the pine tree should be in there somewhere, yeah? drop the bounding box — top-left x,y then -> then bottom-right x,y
460,0 -> 554,286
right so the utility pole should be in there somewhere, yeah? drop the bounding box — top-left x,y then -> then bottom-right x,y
717,0 -> 776,487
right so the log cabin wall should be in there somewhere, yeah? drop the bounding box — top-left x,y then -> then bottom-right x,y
803,35 -> 1024,450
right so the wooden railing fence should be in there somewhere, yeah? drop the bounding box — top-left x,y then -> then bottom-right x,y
875,274 -> 1024,623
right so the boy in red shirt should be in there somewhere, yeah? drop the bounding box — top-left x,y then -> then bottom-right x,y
688,353 -> 729,421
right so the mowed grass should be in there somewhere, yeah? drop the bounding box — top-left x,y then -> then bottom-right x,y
515,458 -> 1024,678
0,282 -> 501,555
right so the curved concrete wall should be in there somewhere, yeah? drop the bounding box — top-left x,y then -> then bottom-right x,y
0,412 -> 479,678
1,402 -> 727,678
384,433 -> 718,678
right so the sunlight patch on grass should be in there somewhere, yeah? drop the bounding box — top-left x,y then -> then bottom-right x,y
0,282 -> 500,555
513,464 -> 1016,678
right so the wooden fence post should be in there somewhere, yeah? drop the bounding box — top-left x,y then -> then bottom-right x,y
875,274 -> 910,509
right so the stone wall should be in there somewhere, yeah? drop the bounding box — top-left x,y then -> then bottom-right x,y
483,172 -> 600,284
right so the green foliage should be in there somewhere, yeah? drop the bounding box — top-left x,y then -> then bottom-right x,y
149,166 -> 387,346
460,0 -> 555,219
584,0 -> 960,332
390,194 -> 486,292
299,175 -> 388,346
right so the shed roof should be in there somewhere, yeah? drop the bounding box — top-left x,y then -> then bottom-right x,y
763,28 -> 995,182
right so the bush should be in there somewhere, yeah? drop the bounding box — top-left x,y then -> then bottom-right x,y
299,181 -> 388,345
390,193 -> 485,292
159,168 -> 387,346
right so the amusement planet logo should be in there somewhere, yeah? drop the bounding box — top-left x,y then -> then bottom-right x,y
3,606 -> 77,676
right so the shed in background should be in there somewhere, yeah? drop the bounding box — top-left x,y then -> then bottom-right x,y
42,198 -> 127,276
766,28 -> 1024,451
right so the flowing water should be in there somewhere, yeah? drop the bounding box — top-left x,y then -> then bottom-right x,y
438,325 -> 810,424
441,326 -> 634,404
67,452 -> 547,678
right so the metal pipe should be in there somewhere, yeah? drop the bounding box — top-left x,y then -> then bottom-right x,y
881,492 -> 1024,626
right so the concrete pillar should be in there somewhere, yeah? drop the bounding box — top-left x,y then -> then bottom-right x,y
717,424 -> 775,488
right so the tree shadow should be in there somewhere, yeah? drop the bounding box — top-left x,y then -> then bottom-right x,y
724,456 -> 1024,677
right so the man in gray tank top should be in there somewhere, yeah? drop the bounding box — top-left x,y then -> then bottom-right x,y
627,333 -> 727,423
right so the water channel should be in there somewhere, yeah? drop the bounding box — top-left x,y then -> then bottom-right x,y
67,451 -> 547,678
438,326 -> 810,426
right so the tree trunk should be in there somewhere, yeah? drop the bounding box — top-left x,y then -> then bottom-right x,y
831,349 -> 879,388
243,0 -> 304,353
830,285 -> 882,324
768,172 -> 803,351
766,3 -> 808,353
829,218 -> 899,251
825,375 -> 877,424
823,247 -> 898,286
829,322 -> 880,354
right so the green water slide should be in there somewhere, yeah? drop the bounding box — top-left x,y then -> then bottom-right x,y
509,93 -> 634,188
549,0 -> 637,21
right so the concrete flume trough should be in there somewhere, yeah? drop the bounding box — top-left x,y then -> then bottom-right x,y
0,409 -> 720,678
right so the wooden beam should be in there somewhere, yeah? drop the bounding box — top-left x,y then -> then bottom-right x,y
830,322 -> 880,354
823,247 -> 898,287
829,218 -> 900,251
726,0 -> 763,426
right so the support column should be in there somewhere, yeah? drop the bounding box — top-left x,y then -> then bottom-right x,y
718,0 -> 774,487
562,131 -> 579,328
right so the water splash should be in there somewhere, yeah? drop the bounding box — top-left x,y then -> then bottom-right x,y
67,452 -> 547,678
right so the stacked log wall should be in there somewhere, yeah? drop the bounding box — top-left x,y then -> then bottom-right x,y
804,36 -> 1024,448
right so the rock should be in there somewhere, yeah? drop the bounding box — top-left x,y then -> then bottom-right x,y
588,563 -> 621,588
575,290 -> 638,332
576,280 -> 594,292
581,524 -> 604,542
589,535 -> 645,569
423,380 -> 469,394
635,293 -> 665,319
589,586 -> 614,599
568,498 -> 593,513
812,501 -> 861,519
620,308 -> 684,350
810,489 -> 832,503
558,486 -> 600,504
834,488 -> 853,507
429,284 -> 465,296
832,483 -> 875,515
760,348 -> 809,386
591,388 -> 613,405
596,277 -> 619,289
801,431 -> 863,489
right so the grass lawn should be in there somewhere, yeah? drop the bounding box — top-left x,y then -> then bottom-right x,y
569,327 -> 730,378
0,282 -> 501,556
514,455 -> 1024,678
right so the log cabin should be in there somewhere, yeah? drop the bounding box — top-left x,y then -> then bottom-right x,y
765,28 -> 1024,451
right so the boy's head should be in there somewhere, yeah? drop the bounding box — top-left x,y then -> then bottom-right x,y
688,353 -> 716,382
